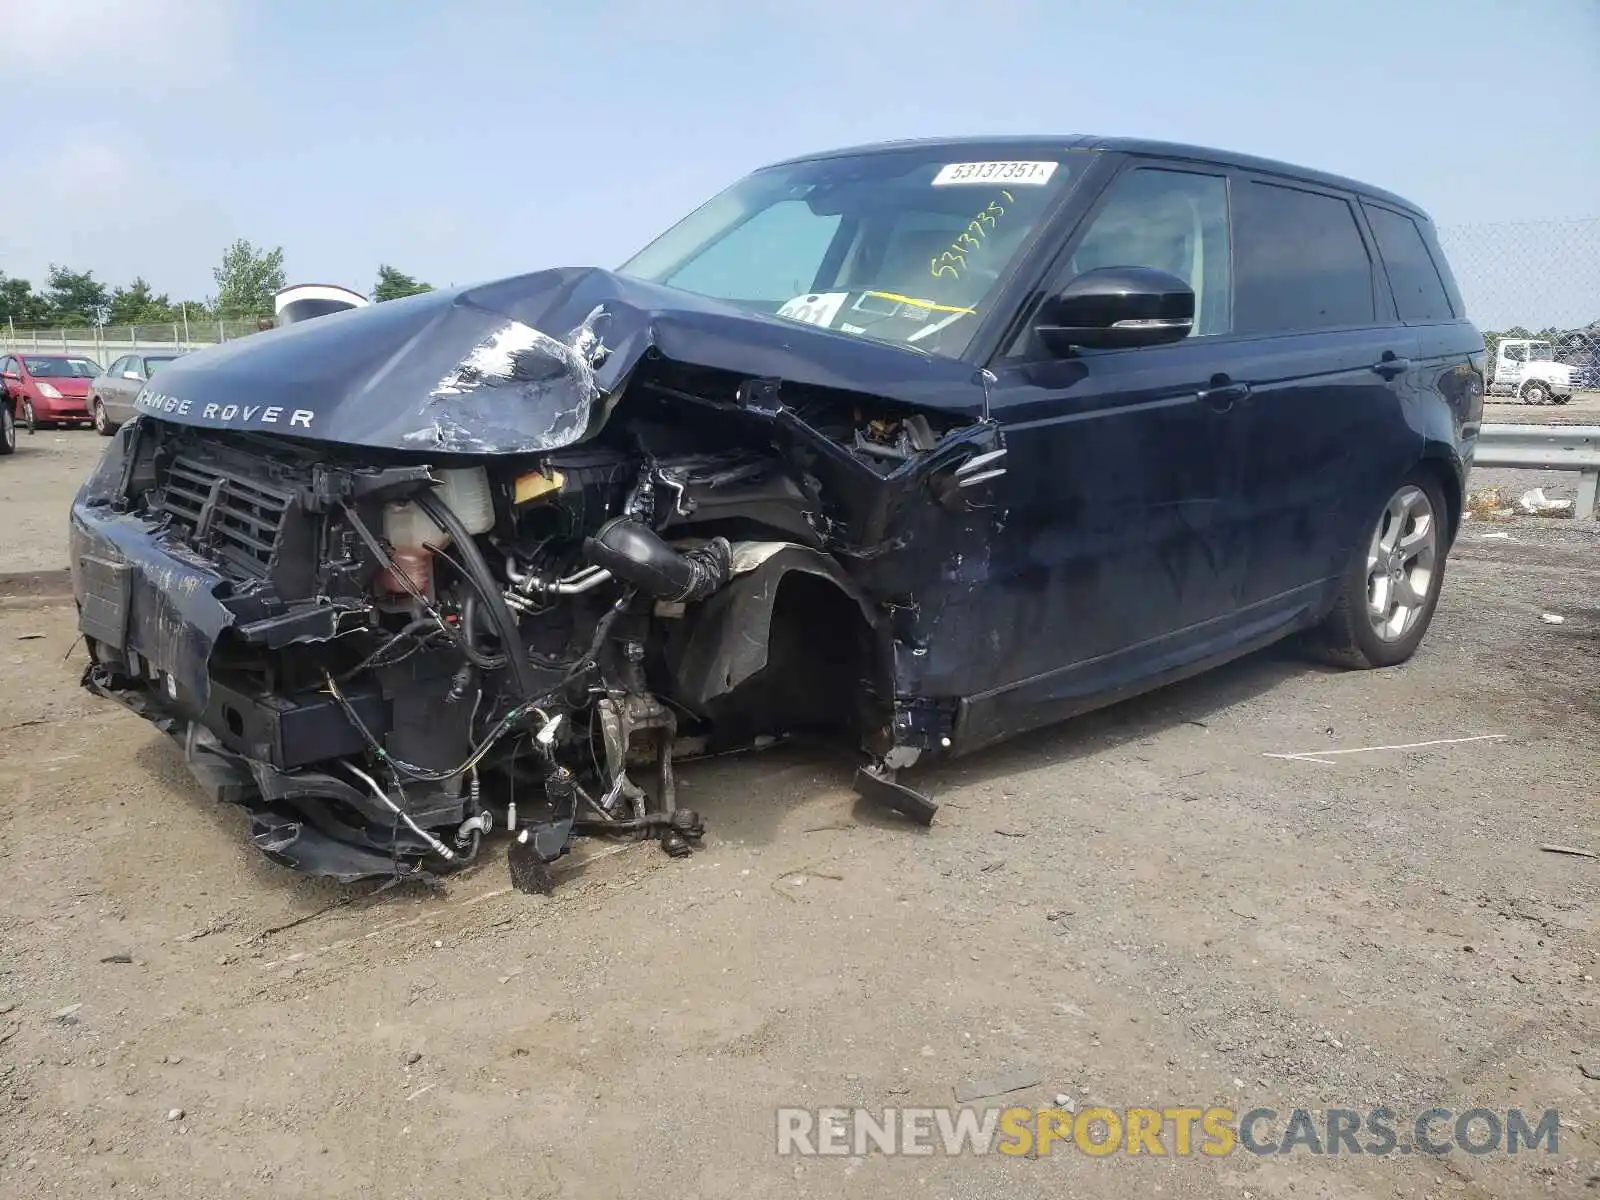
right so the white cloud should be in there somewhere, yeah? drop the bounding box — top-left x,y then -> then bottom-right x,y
0,132 -> 233,299
0,0 -> 241,93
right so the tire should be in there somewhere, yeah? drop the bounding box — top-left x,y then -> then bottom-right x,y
1304,472 -> 1450,669
1521,381 -> 1551,406
0,403 -> 15,456
92,398 -> 116,436
21,398 -> 37,433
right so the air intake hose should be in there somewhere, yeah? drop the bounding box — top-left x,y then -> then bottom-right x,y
584,517 -> 731,603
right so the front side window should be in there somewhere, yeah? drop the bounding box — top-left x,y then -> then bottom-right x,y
619,149 -> 1088,358
1234,182 -> 1375,335
1060,166 -> 1232,337
1364,204 -> 1454,323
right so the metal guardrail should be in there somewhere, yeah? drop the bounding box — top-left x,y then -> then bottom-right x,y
1475,422 -> 1600,519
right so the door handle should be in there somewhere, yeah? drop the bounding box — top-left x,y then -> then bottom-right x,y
1197,381 -> 1251,411
1371,353 -> 1411,379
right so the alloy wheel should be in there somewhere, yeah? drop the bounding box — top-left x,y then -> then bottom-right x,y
21,399 -> 35,433
93,400 -> 107,433
1366,485 -> 1437,642
1,404 -> 13,451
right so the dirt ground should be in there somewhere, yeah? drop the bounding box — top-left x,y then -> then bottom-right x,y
0,426 -> 1595,1200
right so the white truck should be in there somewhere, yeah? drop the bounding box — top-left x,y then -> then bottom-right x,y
1485,338 -> 1576,405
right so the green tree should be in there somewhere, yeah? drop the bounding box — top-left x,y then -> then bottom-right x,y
44,264 -> 110,326
107,277 -> 178,326
212,239 -> 286,320
373,264 -> 433,302
0,275 -> 52,327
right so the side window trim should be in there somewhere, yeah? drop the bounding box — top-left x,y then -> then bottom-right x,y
1228,168 -> 1385,337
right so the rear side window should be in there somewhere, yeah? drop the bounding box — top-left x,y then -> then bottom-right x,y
1234,181 -> 1374,334
1364,204 -> 1456,323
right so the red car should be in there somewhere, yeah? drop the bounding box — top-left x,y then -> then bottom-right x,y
0,353 -> 103,430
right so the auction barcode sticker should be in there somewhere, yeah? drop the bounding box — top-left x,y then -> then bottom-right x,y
932,161 -> 1058,186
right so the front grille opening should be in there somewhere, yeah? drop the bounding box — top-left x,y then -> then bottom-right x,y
157,454 -> 292,577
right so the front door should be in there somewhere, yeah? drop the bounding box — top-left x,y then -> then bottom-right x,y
957,162 -> 1247,749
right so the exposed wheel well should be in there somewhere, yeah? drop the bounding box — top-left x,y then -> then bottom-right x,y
667,560 -> 887,752
727,572 -> 881,741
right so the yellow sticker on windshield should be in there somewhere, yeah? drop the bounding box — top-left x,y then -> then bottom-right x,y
861,291 -> 975,315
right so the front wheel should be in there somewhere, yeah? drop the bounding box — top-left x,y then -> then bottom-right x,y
20,398 -> 36,434
1304,474 -> 1449,669
0,404 -> 15,455
1521,381 -> 1551,406
92,398 -> 116,436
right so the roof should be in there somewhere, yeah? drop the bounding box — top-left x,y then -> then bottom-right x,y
765,134 -> 1428,221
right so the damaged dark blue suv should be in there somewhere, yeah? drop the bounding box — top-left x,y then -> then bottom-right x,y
68,136 -> 1484,886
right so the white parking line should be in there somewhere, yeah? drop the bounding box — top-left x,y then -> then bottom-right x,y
1263,734 -> 1507,766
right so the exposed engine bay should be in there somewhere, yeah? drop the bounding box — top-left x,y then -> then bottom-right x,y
68,269 -> 1008,888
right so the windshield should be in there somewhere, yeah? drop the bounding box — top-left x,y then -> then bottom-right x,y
1528,342 -> 1553,361
24,357 -> 100,378
619,148 -> 1087,358
145,355 -> 179,370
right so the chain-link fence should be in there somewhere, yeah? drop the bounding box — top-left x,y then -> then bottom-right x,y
0,317 -> 270,359
1437,216 -> 1598,402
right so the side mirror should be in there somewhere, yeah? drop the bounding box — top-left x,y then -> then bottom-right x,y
1034,266 -> 1195,353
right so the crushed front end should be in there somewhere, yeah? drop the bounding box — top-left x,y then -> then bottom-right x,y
68,272 -> 1007,888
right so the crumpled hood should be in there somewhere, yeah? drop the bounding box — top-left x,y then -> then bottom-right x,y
129,267 -> 986,454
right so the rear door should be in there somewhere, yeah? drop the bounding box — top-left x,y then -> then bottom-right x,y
1225,173 -> 1419,616
100,357 -> 127,409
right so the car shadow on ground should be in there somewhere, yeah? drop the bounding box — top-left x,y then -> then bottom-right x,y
125,639 -> 1327,910
681,639 -> 1329,849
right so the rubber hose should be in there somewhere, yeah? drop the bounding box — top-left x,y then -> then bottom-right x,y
415,490 -> 540,701
459,592 -> 509,671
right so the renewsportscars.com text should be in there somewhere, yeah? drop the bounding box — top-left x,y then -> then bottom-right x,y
776,1105 -> 1560,1158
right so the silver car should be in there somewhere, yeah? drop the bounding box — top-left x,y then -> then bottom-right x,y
91,351 -> 185,435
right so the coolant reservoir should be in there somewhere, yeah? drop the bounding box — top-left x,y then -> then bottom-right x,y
375,470 -> 494,598
434,467 -> 495,535
380,501 -> 445,597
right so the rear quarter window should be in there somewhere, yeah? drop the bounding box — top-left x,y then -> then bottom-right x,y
1364,204 -> 1456,323
1233,181 -> 1375,335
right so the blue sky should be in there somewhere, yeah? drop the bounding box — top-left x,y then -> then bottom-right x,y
2,0 -> 1596,328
